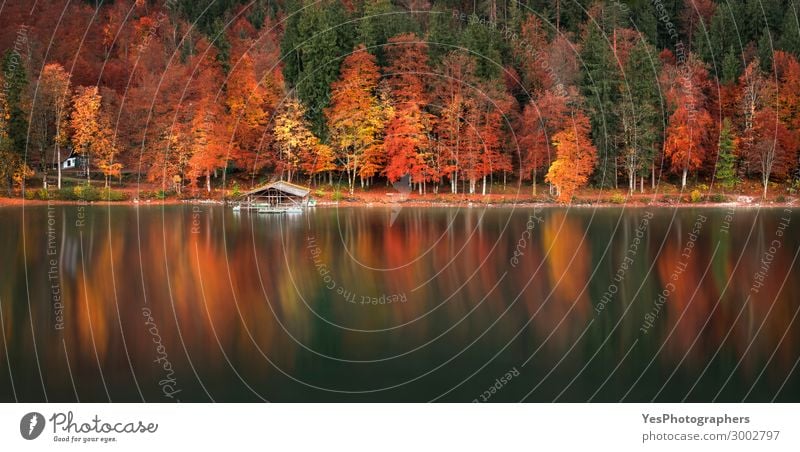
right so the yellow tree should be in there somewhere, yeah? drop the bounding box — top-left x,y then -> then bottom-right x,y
273,95 -> 330,183
70,86 -> 102,183
325,45 -> 388,194
94,116 -> 122,188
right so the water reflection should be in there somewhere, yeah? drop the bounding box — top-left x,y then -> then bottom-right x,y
0,205 -> 798,402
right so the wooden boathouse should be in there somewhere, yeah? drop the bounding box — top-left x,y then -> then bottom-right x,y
239,180 -> 311,211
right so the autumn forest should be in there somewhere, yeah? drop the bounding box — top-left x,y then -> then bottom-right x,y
2,0 -> 800,202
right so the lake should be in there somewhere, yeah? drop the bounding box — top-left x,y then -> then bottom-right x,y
0,204 -> 798,402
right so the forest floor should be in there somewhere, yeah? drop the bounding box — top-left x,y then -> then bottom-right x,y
1,178 -> 797,208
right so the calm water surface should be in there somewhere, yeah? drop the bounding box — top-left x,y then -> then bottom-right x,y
0,205 -> 798,402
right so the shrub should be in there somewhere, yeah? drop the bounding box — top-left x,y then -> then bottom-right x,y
776,195 -> 787,203
332,190 -> 344,201
610,193 -> 626,204
788,179 -> 800,195
56,187 -> 77,200
710,193 -> 727,203
100,187 -> 127,201
73,184 -> 100,201
690,190 -> 703,203
231,182 -> 241,198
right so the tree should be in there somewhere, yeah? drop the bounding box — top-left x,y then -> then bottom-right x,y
779,6 -> 800,56
300,141 -> 337,184
660,53 -> 713,188
432,50 -> 511,195
70,86 -> 104,183
30,63 -> 72,189
461,14 -> 505,79
94,117 -> 122,188
721,47 -> 742,84
663,104 -> 714,188
545,110 -> 598,203
473,82 -> 513,195
384,106 -> 428,187
745,107 -> 798,198
696,2 -> 743,67
739,59 -> 771,165
739,58 -> 798,198
580,22 -> 622,188
513,14 -> 549,96
274,95 -> 329,183
433,51 -> 477,194
774,51 -> 800,132
325,45 -> 387,194
426,4 -> 461,64
680,0 -> 716,48
715,118 -> 738,189
618,38 -> 662,193
1,51 -> 29,194
0,81 -> 20,194
357,0 -> 417,64
187,101 -> 227,193
226,53 -> 272,174
282,0 -> 355,134
518,88 -> 570,195
383,33 -> 433,192
757,28 -> 774,74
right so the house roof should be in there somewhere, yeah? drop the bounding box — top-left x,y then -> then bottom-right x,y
241,180 -> 311,198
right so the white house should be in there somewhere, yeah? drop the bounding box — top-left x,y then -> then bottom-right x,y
60,152 -> 87,171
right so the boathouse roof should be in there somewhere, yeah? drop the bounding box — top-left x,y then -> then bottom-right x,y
241,180 -> 311,198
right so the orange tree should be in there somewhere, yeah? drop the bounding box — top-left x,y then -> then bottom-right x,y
545,110 -> 597,203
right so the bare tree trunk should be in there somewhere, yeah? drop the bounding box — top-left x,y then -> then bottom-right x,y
629,171 -> 634,194
556,0 -> 560,31
652,164 -> 655,190
57,144 -> 62,189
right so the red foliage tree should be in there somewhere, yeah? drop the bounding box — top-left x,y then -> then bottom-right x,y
518,88 -> 571,194
383,33 -> 434,192
745,108 -> 798,198
660,53 -> 714,188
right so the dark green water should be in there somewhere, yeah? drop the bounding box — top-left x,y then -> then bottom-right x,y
0,205 -> 798,402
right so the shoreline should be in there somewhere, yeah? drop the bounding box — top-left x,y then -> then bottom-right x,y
2,196 -> 796,209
